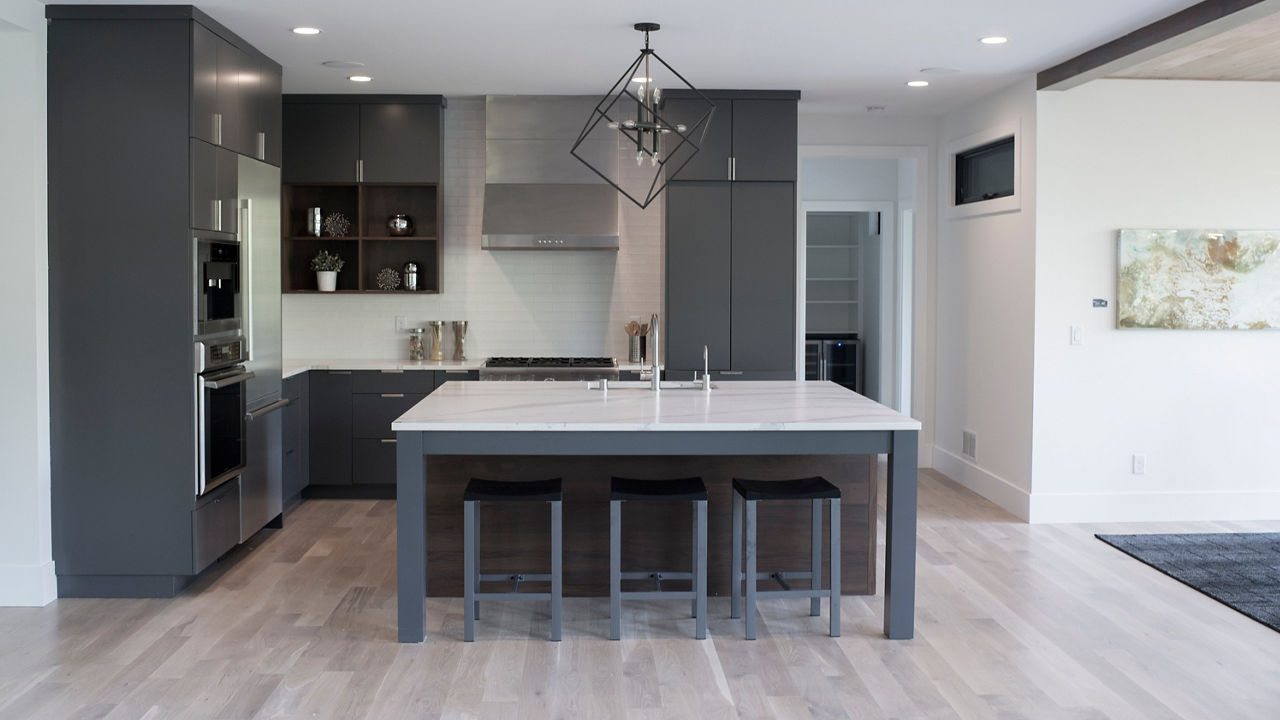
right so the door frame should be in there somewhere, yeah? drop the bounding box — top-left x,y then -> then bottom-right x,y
799,202 -> 895,403
795,145 -> 930,422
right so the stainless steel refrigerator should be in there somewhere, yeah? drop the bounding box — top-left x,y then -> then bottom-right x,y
237,155 -> 285,541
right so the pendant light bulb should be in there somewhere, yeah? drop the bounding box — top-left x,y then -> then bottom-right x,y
636,151 -> 645,166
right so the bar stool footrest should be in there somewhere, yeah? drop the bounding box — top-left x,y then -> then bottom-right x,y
474,592 -> 552,602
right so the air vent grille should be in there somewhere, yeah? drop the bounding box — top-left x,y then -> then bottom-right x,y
961,430 -> 977,461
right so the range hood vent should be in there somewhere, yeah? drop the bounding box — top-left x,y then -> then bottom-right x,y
482,96 -> 619,251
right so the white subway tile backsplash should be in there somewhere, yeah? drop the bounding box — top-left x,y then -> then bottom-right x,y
283,97 -> 665,361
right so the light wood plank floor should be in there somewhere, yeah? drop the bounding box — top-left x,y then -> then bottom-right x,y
3,469 -> 1280,719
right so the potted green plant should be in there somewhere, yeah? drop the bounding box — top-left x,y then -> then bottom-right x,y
311,250 -> 345,292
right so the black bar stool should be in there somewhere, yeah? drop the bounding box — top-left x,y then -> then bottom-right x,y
730,476 -> 841,639
610,476 -> 708,640
463,477 -> 563,642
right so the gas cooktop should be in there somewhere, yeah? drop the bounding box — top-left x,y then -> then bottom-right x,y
480,356 -> 619,381
485,356 -> 617,368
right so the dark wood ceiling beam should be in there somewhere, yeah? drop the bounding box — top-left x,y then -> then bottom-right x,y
1038,0 -> 1280,90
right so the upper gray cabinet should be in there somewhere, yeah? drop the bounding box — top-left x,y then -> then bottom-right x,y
282,103 -> 360,183
282,96 -> 444,184
192,23 -> 282,165
661,92 -> 798,182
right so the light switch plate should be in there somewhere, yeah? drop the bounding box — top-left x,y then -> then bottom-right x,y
1070,326 -> 1083,345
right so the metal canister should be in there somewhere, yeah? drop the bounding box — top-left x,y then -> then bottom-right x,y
403,261 -> 419,291
307,207 -> 322,237
407,328 -> 426,361
426,320 -> 445,361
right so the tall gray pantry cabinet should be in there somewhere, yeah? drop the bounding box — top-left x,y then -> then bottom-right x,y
47,6 -> 282,597
661,91 -> 800,379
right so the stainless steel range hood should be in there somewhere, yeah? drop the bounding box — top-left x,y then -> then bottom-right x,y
482,96 -> 619,250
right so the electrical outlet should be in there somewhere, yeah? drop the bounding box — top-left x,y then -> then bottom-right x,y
395,315 -> 407,332
1132,454 -> 1146,475
1070,326 -> 1083,345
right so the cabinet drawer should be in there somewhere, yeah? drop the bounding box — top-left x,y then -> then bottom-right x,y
353,438 -> 398,485
352,393 -> 426,438
193,478 -> 240,573
352,370 -> 436,394
435,369 -> 478,389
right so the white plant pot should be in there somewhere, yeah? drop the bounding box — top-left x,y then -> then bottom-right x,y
316,271 -> 338,292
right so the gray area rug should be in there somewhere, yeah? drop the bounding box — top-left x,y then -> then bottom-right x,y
1096,533 -> 1280,633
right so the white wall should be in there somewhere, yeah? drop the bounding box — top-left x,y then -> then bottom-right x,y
283,97 -> 664,361
801,157 -> 899,202
1032,79 -> 1280,522
0,0 -> 54,606
932,77 -> 1038,519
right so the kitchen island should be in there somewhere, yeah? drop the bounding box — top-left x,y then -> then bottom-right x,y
392,380 -> 921,642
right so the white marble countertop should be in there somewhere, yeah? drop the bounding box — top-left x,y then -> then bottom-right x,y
283,359 -> 659,379
392,380 -> 921,432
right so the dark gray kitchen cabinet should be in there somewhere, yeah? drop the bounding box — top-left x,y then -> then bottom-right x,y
282,373 -> 308,503
282,103 -> 360,183
666,183 -> 731,371
191,139 -> 238,232
662,92 -> 799,182
282,96 -> 444,184
191,21 -> 279,162
360,103 -> 442,183
660,98 -> 731,182
48,6 -> 282,598
730,100 -> 798,181
730,182 -> 795,371
308,370 -> 353,486
666,182 -> 796,376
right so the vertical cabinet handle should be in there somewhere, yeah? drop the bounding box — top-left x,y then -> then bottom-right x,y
213,199 -> 222,232
213,113 -> 222,146
727,157 -> 732,181
357,159 -> 364,182
257,132 -> 266,160
731,157 -> 737,181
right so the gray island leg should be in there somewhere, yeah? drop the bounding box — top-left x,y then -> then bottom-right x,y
396,431 -> 427,642
884,429 -> 918,639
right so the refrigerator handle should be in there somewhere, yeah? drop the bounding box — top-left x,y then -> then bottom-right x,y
240,198 -> 252,360
819,344 -> 827,381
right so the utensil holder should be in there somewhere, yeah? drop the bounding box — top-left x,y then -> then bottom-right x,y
426,321 -> 445,361
627,336 -> 641,363
452,321 -> 468,361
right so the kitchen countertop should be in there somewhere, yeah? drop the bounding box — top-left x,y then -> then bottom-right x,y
392,380 -> 920,433
283,359 -> 660,379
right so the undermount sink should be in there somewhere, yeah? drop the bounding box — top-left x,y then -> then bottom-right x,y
586,380 -> 717,391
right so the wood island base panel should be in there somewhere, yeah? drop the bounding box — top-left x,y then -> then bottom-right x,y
420,454 -> 876,597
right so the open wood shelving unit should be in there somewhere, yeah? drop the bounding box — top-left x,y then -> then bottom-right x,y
282,183 -> 441,294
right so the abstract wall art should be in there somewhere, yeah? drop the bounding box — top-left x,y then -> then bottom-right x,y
1117,229 -> 1280,330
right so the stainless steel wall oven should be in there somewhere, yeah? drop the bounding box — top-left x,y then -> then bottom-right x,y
196,337 -> 253,496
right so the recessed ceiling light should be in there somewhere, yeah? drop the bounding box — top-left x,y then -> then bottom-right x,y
980,36 -> 1008,45
291,27 -> 321,35
906,80 -> 929,88
323,60 -> 366,69
348,75 -> 373,83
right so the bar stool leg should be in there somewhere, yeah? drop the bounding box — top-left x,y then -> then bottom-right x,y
690,502 -> 698,619
745,499 -> 758,640
829,497 -> 841,638
550,499 -> 563,642
473,504 -> 482,621
464,500 -> 477,642
695,499 -> 708,640
609,499 -> 622,641
730,491 -> 743,619
810,498 -> 822,617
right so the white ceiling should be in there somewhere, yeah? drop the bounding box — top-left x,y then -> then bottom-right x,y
49,0 -> 1204,114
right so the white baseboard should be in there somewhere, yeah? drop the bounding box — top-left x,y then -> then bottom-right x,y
0,560 -> 57,607
1028,490 -> 1280,524
932,446 -> 1031,520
